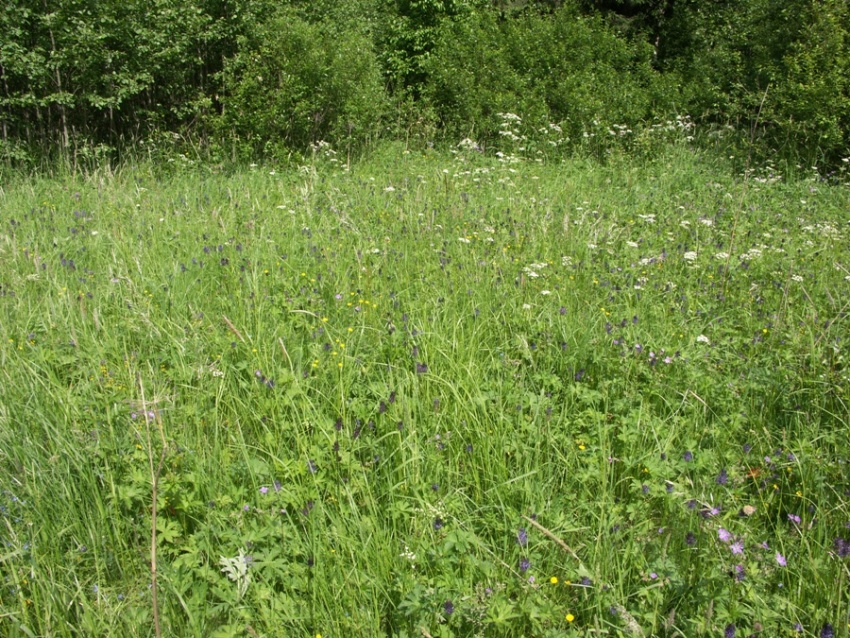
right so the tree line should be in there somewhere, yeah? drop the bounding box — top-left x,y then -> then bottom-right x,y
1,0 -> 848,167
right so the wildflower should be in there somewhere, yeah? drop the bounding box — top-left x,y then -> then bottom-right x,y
788,514 -> 802,525
730,541 -> 744,555
834,538 -> 850,558
273,480 -> 282,492
443,600 -> 454,616
649,572 -> 658,580
415,362 -> 428,374
776,552 -> 787,566
259,486 -> 269,495
685,532 -> 696,546
821,623 -> 834,638
716,468 -> 729,485
683,451 -> 693,462
433,518 -> 443,530
734,564 -> 745,581
581,576 -> 592,586
566,613 -> 575,623
517,528 -> 528,547
725,622 -> 736,638
550,576 -> 558,585
718,528 -> 732,543
520,558 -> 530,572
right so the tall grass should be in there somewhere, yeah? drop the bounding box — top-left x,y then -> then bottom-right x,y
1,142 -> 848,637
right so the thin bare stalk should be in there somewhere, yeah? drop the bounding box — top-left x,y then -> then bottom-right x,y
138,372 -> 167,638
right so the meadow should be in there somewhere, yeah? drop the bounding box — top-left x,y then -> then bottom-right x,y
1,141 -> 849,637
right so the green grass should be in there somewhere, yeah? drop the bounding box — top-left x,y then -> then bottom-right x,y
1,142 -> 848,637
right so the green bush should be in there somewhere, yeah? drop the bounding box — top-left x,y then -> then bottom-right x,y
661,0 -> 850,167
423,5 -> 672,150
216,9 -> 389,159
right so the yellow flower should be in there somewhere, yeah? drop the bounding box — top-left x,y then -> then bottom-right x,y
565,613 -> 575,622
550,576 -> 558,585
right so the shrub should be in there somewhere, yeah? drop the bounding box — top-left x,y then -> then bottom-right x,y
423,4 -> 671,149
217,9 -> 389,159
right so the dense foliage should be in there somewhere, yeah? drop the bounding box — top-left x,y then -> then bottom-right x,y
1,0 -> 849,166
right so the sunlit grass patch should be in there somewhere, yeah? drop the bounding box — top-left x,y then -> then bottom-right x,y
1,144 -> 848,637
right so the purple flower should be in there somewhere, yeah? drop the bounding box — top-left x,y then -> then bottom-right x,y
415,362 -> 428,374
259,486 -> 269,495
793,623 -> 803,633
718,528 -> 733,543
581,576 -> 592,586
734,564 -> 745,581
242,504 -> 250,512
788,514 -> 801,525
834,538 -> 850,558
725,623 -> 736,638
775,552 -> 787,567
820,623 -> 834,638
443,600 -> 454,616
683,451 -> 693,462
433,518 -> 443,530
649,572 -> 658,580
685,532 -> 696,546
743,443 -> 752,454
517,528 -> 528,547
716,468 -> 729,485
528,575 -> 535,584
273,480 -> 282,492
642,484 -> 649,494
520,557 -> 530,572
730,540 -> 744,555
